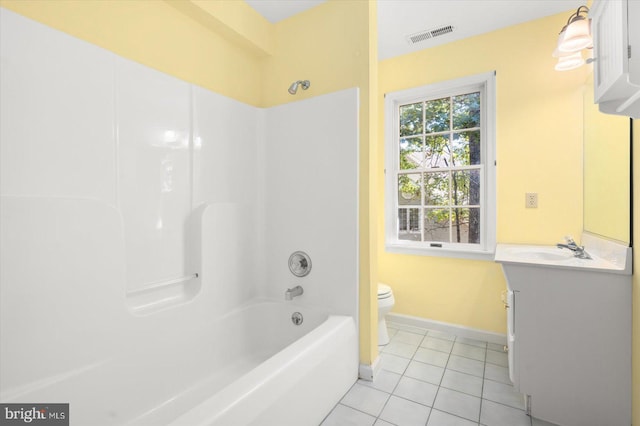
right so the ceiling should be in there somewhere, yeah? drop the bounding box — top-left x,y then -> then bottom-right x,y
245,0 -> 326,23
245,0 -> 584,60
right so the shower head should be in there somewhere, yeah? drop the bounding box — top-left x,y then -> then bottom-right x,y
288,80 -> 310,95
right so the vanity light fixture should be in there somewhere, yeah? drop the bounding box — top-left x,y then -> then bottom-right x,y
555,51 -> 585,71
553,5 -> 593,71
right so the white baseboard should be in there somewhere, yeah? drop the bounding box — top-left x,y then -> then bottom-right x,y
387,312 -> 507,345
358,354 -> 382,382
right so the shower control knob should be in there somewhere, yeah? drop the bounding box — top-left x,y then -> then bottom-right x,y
288,251 -> 312,277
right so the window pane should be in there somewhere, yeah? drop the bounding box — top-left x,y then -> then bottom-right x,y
451,131 -> 481,166
400,137 -> 424,169
452,169 -> 481,206
399,208 -> 421,241
400,102 -> 424,136
398,173 -> 421,205
453,92 -> 480,130
424,209 -> 450,242
451,207 -> 481,244
423,171 -> 449,206
425,134 -> 450,168
425,97 -> 450,134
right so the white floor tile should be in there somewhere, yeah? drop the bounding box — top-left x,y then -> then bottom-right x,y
321,404 -> 376,426
421,337 -> 455,353
487,342 -> 506,353
447,355 -> 485,377
373,419 -> 395,426
452,342 -> 486,362
482,379 -> 525,410
440,368 -> 483,397
404,360 -> 445,385
414,347 -> 450,367
483,363 -> 511,385
479,399 -> 531,426
393,376 -> 439,407
392,330 -> 425,345
427,409 -> 480,426
383,340 -> 419,359
325,327 -> 533,426
485,349 -> 508,367
380,353 -> 411,374
456,337 -> 488,348
359,369 -> 402,394
433,387 -> 481,422
379,395 -> 431,426
341,383 -> 390,417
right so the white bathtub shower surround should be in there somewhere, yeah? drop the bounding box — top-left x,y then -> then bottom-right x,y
262,90 -> 359,315
117,58 -> 193,294
0,7 -> 359,426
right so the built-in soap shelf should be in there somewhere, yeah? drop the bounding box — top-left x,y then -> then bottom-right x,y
127,273 -> 200,295
126,273 -> 201,315
125,203 -> 208,315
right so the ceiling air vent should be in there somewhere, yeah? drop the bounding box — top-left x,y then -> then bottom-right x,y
406,25 -> 454,45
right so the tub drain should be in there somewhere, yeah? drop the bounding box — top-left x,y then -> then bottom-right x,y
291,312 -> 303,326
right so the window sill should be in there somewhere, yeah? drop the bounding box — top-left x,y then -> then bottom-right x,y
385,242 -> 496,261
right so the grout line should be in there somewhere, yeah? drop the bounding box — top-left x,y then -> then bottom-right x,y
478,344 -> 487,424
424,332 -> 455,425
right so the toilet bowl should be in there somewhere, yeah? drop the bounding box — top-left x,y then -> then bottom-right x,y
377,283 -> 395,346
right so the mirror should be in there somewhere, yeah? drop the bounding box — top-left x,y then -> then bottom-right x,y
583,75 -> 631,244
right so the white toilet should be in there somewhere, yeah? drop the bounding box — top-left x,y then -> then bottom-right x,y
377,283 -> 395,346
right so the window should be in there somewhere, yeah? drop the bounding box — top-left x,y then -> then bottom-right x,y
384,72 -> 496,259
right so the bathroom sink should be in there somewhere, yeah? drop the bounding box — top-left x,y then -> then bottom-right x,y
506,246 -> 574,262
495,235 -> 632,275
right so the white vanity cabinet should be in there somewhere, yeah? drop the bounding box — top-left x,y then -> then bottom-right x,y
590,0 -> 640,118
495,237 -> 632,426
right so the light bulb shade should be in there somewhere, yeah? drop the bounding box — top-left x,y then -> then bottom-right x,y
555,51 -> 585,71
552,30 -> 569,57
558,17 -> 591,52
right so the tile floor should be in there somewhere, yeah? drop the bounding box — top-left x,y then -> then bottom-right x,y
321,321 -> 559,426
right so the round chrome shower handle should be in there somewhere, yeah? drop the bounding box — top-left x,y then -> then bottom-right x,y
288,251 -> 312,277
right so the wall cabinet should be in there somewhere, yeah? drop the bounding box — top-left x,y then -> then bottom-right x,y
590,0 -> 640,118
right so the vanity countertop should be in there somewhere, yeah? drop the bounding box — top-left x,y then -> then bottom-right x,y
495,233 -> 631,275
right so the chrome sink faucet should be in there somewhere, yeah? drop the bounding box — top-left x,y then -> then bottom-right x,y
285,285 -> 304,301
557,236 -> 592,259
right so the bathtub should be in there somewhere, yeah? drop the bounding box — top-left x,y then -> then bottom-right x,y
133,300 -> 359,426
1,300 -> 357,426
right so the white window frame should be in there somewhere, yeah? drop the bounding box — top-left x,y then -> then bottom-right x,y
384,72 -> 496,260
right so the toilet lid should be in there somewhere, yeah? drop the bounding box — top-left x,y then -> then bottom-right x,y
378,283 -> 392,298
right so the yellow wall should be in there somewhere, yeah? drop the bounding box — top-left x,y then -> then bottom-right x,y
1,0 -> 379,366
378,13 -> 587,334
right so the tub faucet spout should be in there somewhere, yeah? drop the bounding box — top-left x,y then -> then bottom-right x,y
285,285 -> 304,301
